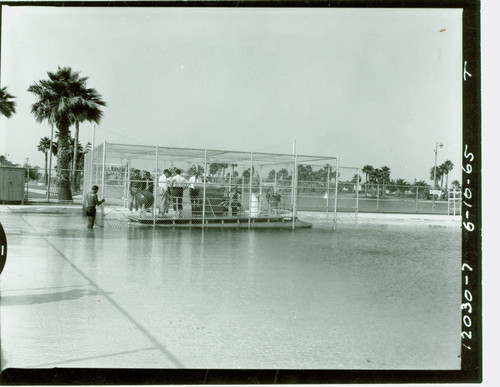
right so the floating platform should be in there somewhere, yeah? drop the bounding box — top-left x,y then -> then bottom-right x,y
127,214 -> 312,229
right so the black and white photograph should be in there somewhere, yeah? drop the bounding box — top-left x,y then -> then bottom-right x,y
0,0 -> 482,384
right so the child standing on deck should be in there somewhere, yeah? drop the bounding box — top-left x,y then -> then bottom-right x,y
85,185 -> 105,229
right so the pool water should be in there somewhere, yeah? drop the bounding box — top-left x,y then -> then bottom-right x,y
0,212 -> 461,370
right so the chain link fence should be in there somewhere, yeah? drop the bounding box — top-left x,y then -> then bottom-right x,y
83,143 -> 341,228
1,160 -> 461,223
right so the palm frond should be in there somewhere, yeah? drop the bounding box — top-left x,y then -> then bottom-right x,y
0,86 -> 17,118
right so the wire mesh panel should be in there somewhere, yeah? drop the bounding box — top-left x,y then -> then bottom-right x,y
84,143 -> 341,229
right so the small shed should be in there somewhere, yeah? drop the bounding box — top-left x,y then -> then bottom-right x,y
0,167 -> 25,204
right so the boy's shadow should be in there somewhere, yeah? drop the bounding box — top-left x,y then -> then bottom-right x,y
0,288 -> 110,307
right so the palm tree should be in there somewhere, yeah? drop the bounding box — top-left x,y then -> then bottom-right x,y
69,85 -> 106,191
361,165 -> 374,184
37,137 -> 51,185
361,165 -> 374,197
379,166 -> 391,198
440,160 -> 454,191
0,86 -> 16,118
429,166 -> 444,188
209,163 -> 221,178
28,67 -> 105,200
380,166 -> 391,184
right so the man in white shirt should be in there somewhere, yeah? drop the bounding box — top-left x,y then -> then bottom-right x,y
188,172 -> 202,209
171,169 -> 188,217
158,169 -> 172,215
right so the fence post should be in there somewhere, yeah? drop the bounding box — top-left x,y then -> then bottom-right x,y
101,141 -> 106,201
202,149 -> 207,228
126,162 -> 131,209
90,123 -> 95,187
249,152 -> 253,229
95,146 -> 100,194
415,186 -> 419,212
25,168 -> 29,204
356,168 -> 360,217
326,166 -> 330,213
153,146 -> 158,227
274,163 -> 278,193
292,153 -> 298,229
376,184 -> 380,211
334,157 -> 339,228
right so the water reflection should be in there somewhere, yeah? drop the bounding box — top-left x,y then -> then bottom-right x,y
5,213 -> 461,369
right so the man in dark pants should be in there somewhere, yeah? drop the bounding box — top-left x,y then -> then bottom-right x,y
171,169 -> 188,217
85,185 -> 105,228
188,172 -> 202,209
129,169 -> 142,211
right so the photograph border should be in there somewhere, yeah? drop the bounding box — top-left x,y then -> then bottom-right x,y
0,0 -> 481,384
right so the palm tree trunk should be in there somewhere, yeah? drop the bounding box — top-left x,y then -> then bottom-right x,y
44,151 -> 48,186
57,122 -> 73,201
72,121 -> 79,192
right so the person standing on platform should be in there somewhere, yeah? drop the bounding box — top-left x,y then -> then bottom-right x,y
85,185 -> 105,228
171,169 -> 188,217
158,169 -> 172,216
129,169 -> 142,212
188,172 -> 202,208
144,171 -> 154,193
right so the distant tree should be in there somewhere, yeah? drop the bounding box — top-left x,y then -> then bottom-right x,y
440,160 -> 454,190
268,169 -> 276,180
371,168 -> 382,184
414,180 -> 430,199
0,154 -> 15,167
0,86 -> 16,118
451,180 -> 461,189
380,166 -> 391,184
414,180 -> 428,187
361,165 -> 374,184
351,174 -> 362,184
242,166 -> 256,180
209,163 -> 227,177
429,165 -> 444,188
438,165 -> 446,188
313,164 -> 334,182
38,137 -> 50,185
187,164 -> 204,176
276,168 -> 290,180
297,164 -> 313,182
22,162 -> 40,181
393,179 -> 409,196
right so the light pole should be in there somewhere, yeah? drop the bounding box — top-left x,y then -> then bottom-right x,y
433,141 -> 444,207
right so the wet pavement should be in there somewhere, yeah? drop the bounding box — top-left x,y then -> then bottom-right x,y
0,211 -> 461,370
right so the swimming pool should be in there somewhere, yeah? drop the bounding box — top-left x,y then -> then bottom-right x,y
0,212 -> 461,370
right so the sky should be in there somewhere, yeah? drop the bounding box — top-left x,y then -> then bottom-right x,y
0,5 -> 463,184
